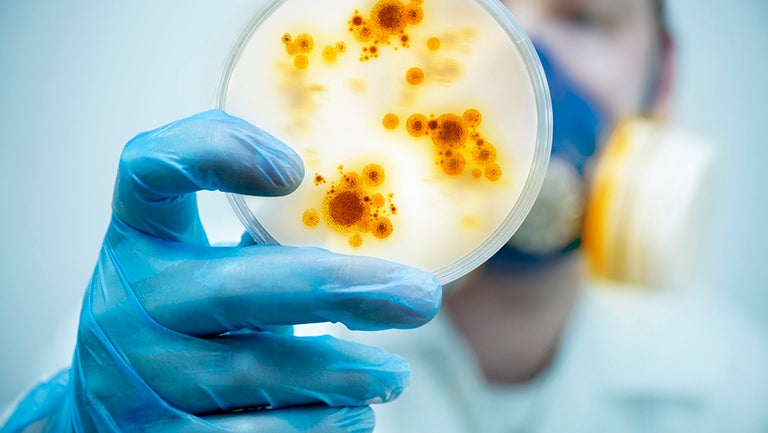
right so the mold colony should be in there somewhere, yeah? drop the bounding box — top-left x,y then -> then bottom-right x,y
382,113 -> 400,130
303,164 -> 397,248
426,36 -> 441,51
406,67 -> 425,85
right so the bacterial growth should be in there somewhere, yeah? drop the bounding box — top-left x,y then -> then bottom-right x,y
275,0 -> 509,248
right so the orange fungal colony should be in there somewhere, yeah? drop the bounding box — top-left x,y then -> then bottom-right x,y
427,36 -> 441,51
362,163 -> 386,186
293,54 -> 309,70
348,0 -> 425,61
406,114 -> 429,137
382,113 -> 400,130
399,108 -> 502,181
463,108 -> 482,128
303,164 -> 397,247
406,67 -> 425,85
322,45 -> 338,62
302,209 -> 321,227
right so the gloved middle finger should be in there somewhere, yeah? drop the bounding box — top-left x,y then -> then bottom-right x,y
115,229 -> 442,334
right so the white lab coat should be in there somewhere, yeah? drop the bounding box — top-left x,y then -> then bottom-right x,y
327,284 -> 768,433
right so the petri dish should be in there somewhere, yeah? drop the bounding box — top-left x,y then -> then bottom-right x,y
217,0 -> 552,284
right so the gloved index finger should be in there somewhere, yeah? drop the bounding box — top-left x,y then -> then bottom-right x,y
124,239 -> 442,334
113,110 -> 304,245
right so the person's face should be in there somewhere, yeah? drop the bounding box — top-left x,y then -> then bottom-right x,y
488,0 -> 669,262
503,0 -> 666,122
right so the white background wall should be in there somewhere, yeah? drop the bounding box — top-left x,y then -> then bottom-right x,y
1,0 -> 767,413
666,1 -> 768,316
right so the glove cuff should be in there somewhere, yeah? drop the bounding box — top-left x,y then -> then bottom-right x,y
1,369 -> 74,433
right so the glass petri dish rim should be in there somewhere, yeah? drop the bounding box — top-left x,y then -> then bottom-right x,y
216,0 -> 552,285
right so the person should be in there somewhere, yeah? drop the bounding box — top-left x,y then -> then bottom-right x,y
2,1 -> 767,433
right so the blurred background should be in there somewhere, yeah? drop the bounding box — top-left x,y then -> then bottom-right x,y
1,0 -> 766,413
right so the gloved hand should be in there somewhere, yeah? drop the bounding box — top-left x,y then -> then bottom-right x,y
2,110 -> 442,433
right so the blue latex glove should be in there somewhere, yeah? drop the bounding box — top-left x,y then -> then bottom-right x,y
2,110 -> 442,433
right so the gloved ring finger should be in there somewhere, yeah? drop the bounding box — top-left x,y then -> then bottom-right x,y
127,331 -> 409,415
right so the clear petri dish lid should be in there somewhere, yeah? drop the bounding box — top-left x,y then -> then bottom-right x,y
217,0 -> 552,284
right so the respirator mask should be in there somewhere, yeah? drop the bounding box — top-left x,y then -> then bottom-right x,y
488,46 -> 713,289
